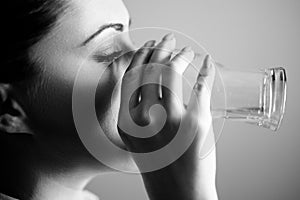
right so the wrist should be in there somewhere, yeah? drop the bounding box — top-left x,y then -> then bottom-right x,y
141,164 -> 217,200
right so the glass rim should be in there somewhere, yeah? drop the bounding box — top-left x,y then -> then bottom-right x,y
265,67 -> 287,131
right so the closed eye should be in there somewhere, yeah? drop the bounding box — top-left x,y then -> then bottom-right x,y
93,50 -> 123,63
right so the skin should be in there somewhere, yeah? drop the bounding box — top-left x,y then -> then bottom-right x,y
0,0 -> 218,199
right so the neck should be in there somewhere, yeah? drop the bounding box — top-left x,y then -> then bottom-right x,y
30,170 -> 95,200
0,133 -> 111,200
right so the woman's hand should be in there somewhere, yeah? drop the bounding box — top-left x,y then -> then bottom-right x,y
118,33 -> 218,200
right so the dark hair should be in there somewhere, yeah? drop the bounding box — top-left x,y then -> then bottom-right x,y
1,0 -> 67,83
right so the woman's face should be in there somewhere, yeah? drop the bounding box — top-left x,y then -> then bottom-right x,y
17,0 -> 136,167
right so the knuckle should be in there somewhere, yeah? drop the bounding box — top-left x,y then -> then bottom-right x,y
193,82 -> 204,91
123,70 -> 137,81
193,82 -> 210,95
167,60 -> 176,68
136,48 -> 148,55
144,63 -> 156,72
134,117 -> 150,126
125,66 -> 142,78
133,106 -> 151,126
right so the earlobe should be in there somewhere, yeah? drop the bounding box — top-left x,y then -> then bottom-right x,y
0,83 -> 33,135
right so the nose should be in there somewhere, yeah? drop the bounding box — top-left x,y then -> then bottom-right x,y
122,42 -> 137,62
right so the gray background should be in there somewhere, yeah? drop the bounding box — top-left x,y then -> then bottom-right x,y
86,0 -> 300,199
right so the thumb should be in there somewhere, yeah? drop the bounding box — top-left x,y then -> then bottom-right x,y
187,55 -> 215,121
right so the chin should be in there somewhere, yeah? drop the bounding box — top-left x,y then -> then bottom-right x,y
95,109 -> 141,172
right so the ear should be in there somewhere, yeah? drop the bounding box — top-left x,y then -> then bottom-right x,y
0,83 -> 33,134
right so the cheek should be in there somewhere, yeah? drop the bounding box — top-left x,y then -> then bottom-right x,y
94,64 -> 126,147
25,51 -> 127,138
94,53 -> 132,121
24,68 -> 76,134
95,64 -> 123,122
22,55 -> 85,134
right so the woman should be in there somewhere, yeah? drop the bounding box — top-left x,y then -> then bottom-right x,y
0,0 -> 218,199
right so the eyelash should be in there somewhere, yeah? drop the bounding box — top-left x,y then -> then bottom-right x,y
93,47 -> 123,63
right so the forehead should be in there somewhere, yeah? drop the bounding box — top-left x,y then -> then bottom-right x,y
30,0 -> 130,78
37,0 -> 129,48
31,0 -> 129,58
70,0 -> 130,39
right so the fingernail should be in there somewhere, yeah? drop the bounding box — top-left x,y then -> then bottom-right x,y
207,55 -> 213,68
162,33 -> 175,41
182,46 -> 192,52
203,54 -> 210,68
144,40 -> 156,47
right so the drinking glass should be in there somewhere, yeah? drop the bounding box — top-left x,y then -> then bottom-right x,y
126,27 -> 288,131
210,65 -> 287,131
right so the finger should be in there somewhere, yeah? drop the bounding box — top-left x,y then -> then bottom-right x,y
187,54 -> 215,121
149,33 -> 176,64
121,40 -> 156,109
126,40 -> 156,73
140,63 -> 162,104
162,46 -> 195,114
197,54 -> 215,95
169,46 -> 195,74
140,34 -> 176,103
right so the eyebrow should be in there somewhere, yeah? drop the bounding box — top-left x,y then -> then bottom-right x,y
81,18 -> 132,47
81,23 -> 124,46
